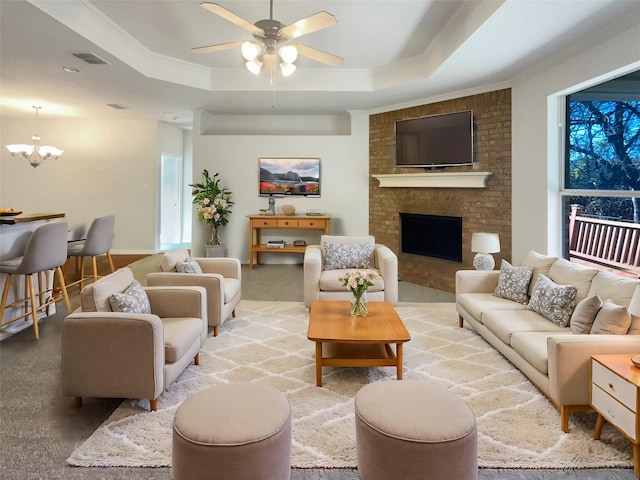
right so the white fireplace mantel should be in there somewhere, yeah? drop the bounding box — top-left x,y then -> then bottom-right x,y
372,172 -> 492,188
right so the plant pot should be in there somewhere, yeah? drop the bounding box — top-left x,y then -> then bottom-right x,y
205,244 -> 225,258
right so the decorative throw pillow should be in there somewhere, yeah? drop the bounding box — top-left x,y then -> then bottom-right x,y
570,294 -> 603,334
521,250 -> 557,297
324,242 -> 374,270
527,274 -> 577,327
177,258 -> 203,274
590,300 -> 631,335
492,260 -> 533,304
109,280 -> 151,314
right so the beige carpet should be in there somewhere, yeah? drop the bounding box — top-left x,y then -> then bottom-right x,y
66,301 -> 632,469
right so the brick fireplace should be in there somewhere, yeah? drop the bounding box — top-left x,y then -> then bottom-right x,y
369,89 -> 512,292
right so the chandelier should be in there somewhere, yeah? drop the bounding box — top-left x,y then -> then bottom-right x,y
241,41 -> 298,77
6,106 -> 63,168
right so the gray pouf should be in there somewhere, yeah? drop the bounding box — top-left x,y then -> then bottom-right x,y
355,381 -> 477,480
172,383 -> 292,480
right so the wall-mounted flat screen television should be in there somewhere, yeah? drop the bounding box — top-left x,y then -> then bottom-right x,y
259,157 -> 321,197
395,110 -> 474,168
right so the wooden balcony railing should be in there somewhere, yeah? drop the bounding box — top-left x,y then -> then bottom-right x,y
569,205 -> 640,276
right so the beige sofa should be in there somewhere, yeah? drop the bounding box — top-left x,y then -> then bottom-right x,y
456,251 -> 640,432
303,235 -> 398,309
147,248 -> 241,336
62,267 -> 207,411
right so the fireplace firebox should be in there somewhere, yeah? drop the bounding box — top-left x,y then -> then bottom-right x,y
400,213 -> 462,262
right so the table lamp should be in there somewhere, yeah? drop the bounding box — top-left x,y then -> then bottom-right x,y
471,232 -> 500,270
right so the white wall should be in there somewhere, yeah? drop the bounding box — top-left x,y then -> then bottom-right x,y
191,110 -> 370,262
1,117 -> 158,252
511,21 -> 640,263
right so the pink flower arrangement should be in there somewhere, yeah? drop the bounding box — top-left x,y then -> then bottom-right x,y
339,270 -> 381,298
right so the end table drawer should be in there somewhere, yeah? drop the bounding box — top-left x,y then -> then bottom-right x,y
592,383 -> 637,440
299,219 -> 324,228
593,360 -> 637,412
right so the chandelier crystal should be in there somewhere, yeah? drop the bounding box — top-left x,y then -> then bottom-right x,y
6,106 -> 63,169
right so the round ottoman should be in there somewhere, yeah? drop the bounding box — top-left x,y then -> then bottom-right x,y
172,383 -> 291,480
355,381 -> 477,480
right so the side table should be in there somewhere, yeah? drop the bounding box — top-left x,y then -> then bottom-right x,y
591,354 -> 640,478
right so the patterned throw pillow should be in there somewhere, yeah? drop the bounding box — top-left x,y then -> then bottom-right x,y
109,280 -> 151,314
527,274 -> 577,327
590,300 -> 631,335
177,258 -> 203,274
324,242 -> 374,270
493,260 -> 533,304
570,294 -> 603,334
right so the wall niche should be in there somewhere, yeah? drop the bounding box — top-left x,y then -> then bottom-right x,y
369,89 -> 512,292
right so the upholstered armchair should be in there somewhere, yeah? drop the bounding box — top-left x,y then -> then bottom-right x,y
62,267 -> 207,411
303,235 -> 398,309
146,248 -> 241,336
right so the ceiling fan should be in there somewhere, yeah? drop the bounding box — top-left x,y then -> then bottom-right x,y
192,1 -> 344,77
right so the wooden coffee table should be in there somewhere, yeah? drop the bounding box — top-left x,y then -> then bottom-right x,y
307,300 -> 411,387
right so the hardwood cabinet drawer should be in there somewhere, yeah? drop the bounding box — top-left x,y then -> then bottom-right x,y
277,219 -> 298,228
298,219 -> 325,229
592,383 -> 637,440
593,360 -> 637,412
252,218 -> 278,228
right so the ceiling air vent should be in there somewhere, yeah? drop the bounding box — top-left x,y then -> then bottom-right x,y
71,52 -> 111,65
106,104 -> 127,110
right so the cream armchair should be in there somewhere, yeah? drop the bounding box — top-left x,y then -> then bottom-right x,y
304,235 -> 398,309
146,248 -> 241,336
62,267 -> 207,411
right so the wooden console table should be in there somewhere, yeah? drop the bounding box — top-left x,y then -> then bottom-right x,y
247,214 -> 331,268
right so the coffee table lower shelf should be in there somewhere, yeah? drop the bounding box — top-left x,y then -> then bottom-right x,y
314,341 -> 403,387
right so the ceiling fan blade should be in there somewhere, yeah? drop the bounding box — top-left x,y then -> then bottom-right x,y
295,44 -> 344,67
191,41 -> 244,54
279,11 -> 336,39
200,2 -> 259,34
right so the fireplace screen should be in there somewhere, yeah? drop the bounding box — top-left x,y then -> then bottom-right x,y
400,213 -> 462,262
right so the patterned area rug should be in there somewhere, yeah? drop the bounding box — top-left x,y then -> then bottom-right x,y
66,301 -> 632,469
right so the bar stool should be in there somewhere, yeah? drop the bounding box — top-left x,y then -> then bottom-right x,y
66,215 -> 115,291
0,221 -> 71,340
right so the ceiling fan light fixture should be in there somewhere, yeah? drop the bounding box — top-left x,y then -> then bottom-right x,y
241,41 -> 261,61
280,62 -> 296,77
279,45 -> 298,64
246,58 -> 263,75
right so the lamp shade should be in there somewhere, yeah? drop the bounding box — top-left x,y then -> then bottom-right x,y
629,285 -> 640,317
471,233 -> 500,254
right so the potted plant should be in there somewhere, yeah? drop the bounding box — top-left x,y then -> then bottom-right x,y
190,169 -> 233,257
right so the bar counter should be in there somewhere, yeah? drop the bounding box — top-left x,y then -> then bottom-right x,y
0,212 -> 65,225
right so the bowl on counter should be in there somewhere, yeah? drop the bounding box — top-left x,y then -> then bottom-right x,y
282,205 -> 296,216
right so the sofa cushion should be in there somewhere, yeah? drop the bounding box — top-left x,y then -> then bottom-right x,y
548,258 -> 598,302
162,317 -> 204,363
493,260 -> 533,304
456,293 -> 526,324
527,274 -> 577,328
177,259 -> 203,274
161,248 -> 190,272
109,280 -> 151,314
510,332 -> 556,375
628,315 -> 640,335
587,270 -> 640,308
224,278 -> 242,303
81,268 -> 135,312
590,300 -> 631,335
323,242 -> 374,270
319,268 -> 384,292
521,250 -> 557,297
570,294 -> 603,334
482,309 -> 568,346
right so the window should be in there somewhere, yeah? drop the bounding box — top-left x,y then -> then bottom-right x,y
562,70 -> 640,275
